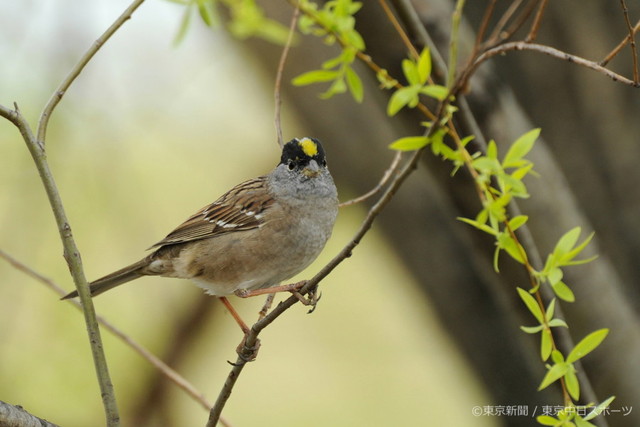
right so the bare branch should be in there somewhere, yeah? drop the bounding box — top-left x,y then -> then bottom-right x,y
379,0 -> 419,59
274,1 -> 300,148
619,0 -> 639,83
483,0 -> 525,47
0,400 -> 59,427
339,150 -> 402,207
460,41 -> 640,91
473,0 -> 497,53
600,19 -> 640,66
525,0 -> 549,42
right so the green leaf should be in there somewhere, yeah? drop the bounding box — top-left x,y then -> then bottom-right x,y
389,136 -> 429,151
541,329 -> 553,361
420,84 -> 449,100
508,215 -> 528,231
566,329 -> 609,363
550,349 -> 565,364
292,69 -> 340,86
196,0 -> 216,27
487,139 -> 498,159
511,162 -> 534,180
345,66 -> 363,102
583,396 -> 616,421
565,366 -> 580,400
417,48 -> 432,84
538,362 -> 569,390
547,267 -> 563,285
548,318 -> 568,328
500,174 -> 530,198
457,217 -> 498,236
545,298 -> 556,321
552,280 -> 575,302
517,287 -> 544,323
536,415 -> 560,426
319,77 -> 346,99
521,325 -> 544,334
402,58 -> 420,85
503,128 -> 540,168
499,233 -> 527,264
346,29 -> 365,51
322,54 -> 344,70
387,86 -> 420,116
564,255 -> 598,267
554,227 -> 581,258
561,232 -> 596,265
472,157 -> 501,174
376,69 -> 397,89
173,4 -> 194,46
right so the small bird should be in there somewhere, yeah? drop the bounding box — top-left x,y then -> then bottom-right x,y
63,137 -> 338,332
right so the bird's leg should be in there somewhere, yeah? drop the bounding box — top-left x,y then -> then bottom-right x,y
219,296 -> 261,362
233,281 -> 307,298
219,296 -> 250,334
234,281 -> 321,312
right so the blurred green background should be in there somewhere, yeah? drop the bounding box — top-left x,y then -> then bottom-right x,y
0,1 -> 495,426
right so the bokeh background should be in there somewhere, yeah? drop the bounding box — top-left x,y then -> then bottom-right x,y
2,1 -> 640,427
0,1 -> 492,426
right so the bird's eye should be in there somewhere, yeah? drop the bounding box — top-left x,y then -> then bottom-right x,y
321,159 -> 327,167
288,160 -> 296,170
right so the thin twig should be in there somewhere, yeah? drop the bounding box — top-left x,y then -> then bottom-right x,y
447,0 -> 466,88
36,0 -> 146,146
497,0 -> 538,45
484,0 -> 524,47
339,151 -> 402,207
274,1 -> 300,148
600,19 -> 640,66
0,249 -> 235,424
619,0 -> 639,83
459,41 -> 640,91
473,0 -> 497,53
258,294 -> 275,320
525,0 -> 548,42
0,401 -> 59,427
379,0 -> 419,59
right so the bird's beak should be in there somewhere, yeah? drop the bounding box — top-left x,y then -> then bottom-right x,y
302,160 -> 320,178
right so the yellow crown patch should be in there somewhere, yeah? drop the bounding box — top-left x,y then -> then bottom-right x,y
299,138 -> 318,157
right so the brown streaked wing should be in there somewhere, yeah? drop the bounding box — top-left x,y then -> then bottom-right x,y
148,176 -> 273,248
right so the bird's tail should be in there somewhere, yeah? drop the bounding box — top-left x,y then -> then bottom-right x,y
61,258 -> 150,300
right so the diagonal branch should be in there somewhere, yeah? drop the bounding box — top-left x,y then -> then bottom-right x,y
459,41 -> 640,91
618,0 -> 639,83
600,19 -> 640,66
274,1 -> 300,148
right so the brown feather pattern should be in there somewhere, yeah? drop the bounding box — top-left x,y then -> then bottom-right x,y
149,177 -> 274,248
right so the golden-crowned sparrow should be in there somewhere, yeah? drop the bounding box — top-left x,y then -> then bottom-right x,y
63,137 -> 338,328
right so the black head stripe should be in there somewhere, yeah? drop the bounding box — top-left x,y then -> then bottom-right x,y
280,137 -> 326,165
